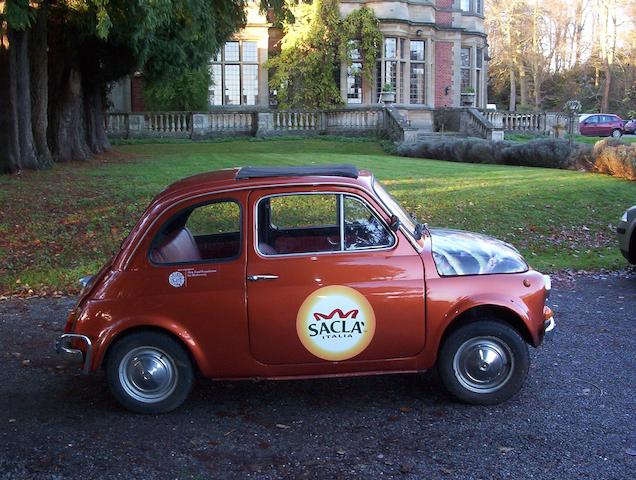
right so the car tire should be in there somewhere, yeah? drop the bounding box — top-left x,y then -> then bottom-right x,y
437,320 -> 529,405
106,331 -> 194,414
611,129 -> 623,138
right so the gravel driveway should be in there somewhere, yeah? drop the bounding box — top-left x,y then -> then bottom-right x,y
1,272 -> 634,479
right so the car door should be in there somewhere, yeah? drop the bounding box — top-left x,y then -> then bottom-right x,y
246,187 -> 426,366
583,115 -> 599,135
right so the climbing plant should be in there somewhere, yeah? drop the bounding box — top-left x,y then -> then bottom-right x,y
267,0 -> 382,109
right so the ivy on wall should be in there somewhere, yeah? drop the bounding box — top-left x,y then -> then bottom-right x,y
268,0 -> 382,109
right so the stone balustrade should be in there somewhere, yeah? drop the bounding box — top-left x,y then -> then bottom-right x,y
106,108 -> 386,139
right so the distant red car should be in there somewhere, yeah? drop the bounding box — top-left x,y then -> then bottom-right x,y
623,119 -> 636,135
56,165 -> 555,413
579,114 -> 624,137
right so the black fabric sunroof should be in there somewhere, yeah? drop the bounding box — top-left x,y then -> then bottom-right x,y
236,164 -> 359,180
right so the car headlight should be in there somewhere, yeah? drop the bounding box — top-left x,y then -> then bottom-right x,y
620,211 -> 628,222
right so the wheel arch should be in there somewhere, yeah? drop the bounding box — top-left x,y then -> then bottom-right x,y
98,324 -> 203,373
440,304 -> 534,348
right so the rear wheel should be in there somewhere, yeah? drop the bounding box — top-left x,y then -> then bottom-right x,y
106,331 -> 194,414
437,320 -> 529,405
611,128 -> 623,138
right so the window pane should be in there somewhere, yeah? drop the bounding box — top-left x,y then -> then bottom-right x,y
270,195 -> 338,228
224,64 -> 240,105
212,50 -> 221,63
384,38 -> 397,58
461,68 -> 471,91
475,69 -> 481,107
461,47 -> 471,68
347,62 -> 363,104
242,41 -> 258,62
385,61 -> 397,90
151,201 -> 241,263
259,195 -> 340,255
187,202 -> 240,236
349,40 -> 361,60
476,0 -> 483,14
460,0 -> 470,11
344,197 -> 393,250
410,40 -> 425,61
410,63 -> 425,104
476,47 -> 483,68
376,61 -> 382,101
209,64 -> 222,106
242,64 -> 259,105
224,41 -> 239,61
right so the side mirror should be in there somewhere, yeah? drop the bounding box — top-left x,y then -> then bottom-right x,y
389,214 -> 401,232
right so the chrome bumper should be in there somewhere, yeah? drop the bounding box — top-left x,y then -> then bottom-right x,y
55,334 -> 93,374
543,317 -> 556,341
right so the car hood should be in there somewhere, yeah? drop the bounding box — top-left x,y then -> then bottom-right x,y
429,228 -> 528,276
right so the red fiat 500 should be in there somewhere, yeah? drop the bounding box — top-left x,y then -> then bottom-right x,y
57,165 -> 554,413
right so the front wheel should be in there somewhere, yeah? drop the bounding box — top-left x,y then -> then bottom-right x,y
611,129 -> 623,138
437,320 -> 529,405
106,331 -> 194,414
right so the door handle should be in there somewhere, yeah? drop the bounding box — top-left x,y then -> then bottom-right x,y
247,274 -> 279,281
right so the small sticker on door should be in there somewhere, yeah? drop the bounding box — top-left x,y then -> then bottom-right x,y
168,271 -> 185,288
296,285 -> 376,361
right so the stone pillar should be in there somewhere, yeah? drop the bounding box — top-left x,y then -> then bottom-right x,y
192,114 -> 209,139
128,114 -> 145,138
256,111 -> 274,137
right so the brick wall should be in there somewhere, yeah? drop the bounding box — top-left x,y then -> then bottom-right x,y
435,0 -> 453,26
435,42 -> 454,108
131,76 -> 146,112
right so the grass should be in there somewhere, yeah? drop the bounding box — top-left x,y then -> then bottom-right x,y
1,137 -> 634,295
505,132 -> 636,144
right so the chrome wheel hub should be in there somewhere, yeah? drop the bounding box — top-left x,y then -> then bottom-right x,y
119,347 -> 178,403
453,337 -> 514,393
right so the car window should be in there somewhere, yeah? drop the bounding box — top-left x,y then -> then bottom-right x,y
344,196 -> 394,250
257,193 -> 395,256
587,116 -> 599,124
150,200 -> 241,264
270,194 -> 338,229
259,194 -> 341,255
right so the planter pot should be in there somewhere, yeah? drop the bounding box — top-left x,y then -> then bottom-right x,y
380,91 -> 396,104
461,92 -> 476,107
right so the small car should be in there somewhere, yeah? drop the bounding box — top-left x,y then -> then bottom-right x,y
623,119 -> 636,135
579,114 -> 624,137
56,165 -> 555,413
617,205 -> 636,264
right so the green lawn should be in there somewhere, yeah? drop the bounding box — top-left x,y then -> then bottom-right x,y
1,137 -> 634,296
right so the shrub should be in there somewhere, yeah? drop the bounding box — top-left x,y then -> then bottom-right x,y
397,137 -> 592,171
592,139 -> 636,180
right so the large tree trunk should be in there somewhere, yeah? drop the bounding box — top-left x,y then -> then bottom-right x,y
49,66 -> 91,162
10,28 -> 40,170
29,1 -> 52,166
601,60 -> 611,112
0,42 -> 21,174
518,64 -> 528,108
84,87 -> 111,154
509,67 -> 516,112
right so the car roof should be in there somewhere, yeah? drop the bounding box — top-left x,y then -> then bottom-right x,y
154,165 -> 374,204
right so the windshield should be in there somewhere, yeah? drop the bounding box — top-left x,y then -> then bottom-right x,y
373,179 -> 418,238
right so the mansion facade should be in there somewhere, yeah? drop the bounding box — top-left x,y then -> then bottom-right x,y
110,0 -> 488,113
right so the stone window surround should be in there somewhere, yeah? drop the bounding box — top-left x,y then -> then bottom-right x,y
458,43 -> 485,108
356,35 -> 433,107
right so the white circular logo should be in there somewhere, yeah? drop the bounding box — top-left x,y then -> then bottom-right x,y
296,285 -> 376,361
168,271 -> 185,288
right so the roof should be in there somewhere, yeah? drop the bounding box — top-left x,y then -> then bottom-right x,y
236,164 -> 359,180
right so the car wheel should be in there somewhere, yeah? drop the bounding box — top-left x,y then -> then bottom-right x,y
611,129 -> 623,138
106,331 -> 194,414
437,320 -> 529,405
